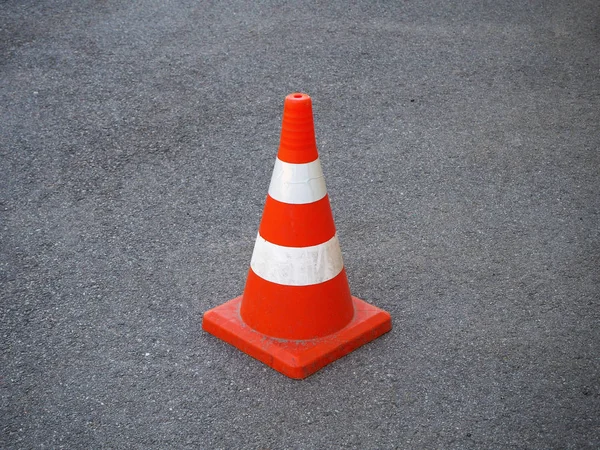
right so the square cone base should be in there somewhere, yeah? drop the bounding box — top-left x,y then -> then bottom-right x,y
202,296 -> 392,379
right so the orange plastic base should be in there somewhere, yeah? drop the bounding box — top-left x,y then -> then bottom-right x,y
202,296 -> 392,379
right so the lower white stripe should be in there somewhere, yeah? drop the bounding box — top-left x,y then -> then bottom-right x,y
268,158 -> 327,204
250,234 -> 344,286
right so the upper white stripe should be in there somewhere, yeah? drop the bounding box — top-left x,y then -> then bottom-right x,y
268,158 -> 327,204
250,233 -> 344,286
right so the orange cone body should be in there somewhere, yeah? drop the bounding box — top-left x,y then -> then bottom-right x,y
202,93 -> 392,379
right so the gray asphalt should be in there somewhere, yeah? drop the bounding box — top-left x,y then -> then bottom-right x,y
2,1 -> 599,448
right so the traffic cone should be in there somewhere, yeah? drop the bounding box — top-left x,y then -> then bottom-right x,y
202,92 -> 392,379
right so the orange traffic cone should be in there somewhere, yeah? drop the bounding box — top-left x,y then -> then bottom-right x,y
202,93 -> 392,379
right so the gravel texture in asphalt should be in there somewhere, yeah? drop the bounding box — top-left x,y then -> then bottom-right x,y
1,1 -> 599,448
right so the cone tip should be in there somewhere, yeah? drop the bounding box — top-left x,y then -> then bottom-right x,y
285,92 -> 311,103
278,92 -> 318,163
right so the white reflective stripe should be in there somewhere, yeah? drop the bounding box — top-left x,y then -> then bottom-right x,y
268,158 -> 327,204
250,233 -> 344,286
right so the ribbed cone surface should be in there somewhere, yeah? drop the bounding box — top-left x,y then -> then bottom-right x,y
277,93 -> 319,164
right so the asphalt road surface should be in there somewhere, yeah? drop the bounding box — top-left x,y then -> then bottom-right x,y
2,1 -> 599,448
